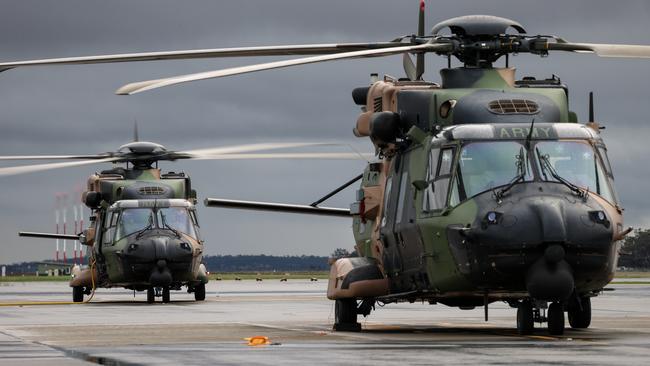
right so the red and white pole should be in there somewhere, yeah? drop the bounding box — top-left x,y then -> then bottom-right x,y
55,194 -> 60,262
73,205 -> 78,264
62,193 -> 68,263
79,200 -> 85,264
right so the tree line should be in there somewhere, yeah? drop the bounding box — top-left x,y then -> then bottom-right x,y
619,229 -> 650,269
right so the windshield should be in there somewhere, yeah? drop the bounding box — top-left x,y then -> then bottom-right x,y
113,207 -> 198,241
457,141 -> 532,199
535,140 -> 615,202
158,207 -> 197,239
116,208 -> 154,240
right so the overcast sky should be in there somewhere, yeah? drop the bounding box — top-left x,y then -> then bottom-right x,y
1,0 -> 649,264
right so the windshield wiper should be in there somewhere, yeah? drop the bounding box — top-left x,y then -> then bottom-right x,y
135,217 -> 154,240
536,147 -> 588,198
494,147 -> 527,202
160,213 -> 182,238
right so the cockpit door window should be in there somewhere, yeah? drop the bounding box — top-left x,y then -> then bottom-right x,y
423,147 -> 456,212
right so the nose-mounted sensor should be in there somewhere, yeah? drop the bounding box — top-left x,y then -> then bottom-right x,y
589,210 -> 610,228
482,211 -> 503,229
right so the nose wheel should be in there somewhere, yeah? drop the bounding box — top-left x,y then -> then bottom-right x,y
516,301 -> 534,335
547,302 -> 565,335
162,286 -> 171,303
516,299 -> 566,335
146,286 -> 171,303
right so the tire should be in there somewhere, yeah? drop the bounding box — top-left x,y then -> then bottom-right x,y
568,297 -> 591,329
516,301 -> 534,335
333,299 -> 360,331
147,287 -> 155,304
547,302 -> 565,335
194,283 -> 206,301
72,286 -> 84,303
162,286 -> 170,303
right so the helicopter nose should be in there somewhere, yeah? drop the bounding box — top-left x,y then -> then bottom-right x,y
122,234 -> 194,286
450,184 -> 615,301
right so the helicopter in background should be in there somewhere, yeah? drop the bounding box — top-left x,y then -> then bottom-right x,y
1,1 -> 649,334
3,135 -> 361,303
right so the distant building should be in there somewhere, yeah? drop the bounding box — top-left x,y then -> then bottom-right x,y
36,262 -> 73,276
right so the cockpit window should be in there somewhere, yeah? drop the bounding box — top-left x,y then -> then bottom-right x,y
115,209 -> 154,241
535,141 -> 616,204
111,206 -> 199,241
457,141 -> 532,199
158,207 -> 197,239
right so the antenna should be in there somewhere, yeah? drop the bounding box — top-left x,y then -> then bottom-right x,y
588,92 -> 594,122
525,118 -> 535,150
416,0 -> 425,79
134,120 -> 140,142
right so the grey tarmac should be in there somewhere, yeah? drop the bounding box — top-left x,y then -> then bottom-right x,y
1,280 -> 649,365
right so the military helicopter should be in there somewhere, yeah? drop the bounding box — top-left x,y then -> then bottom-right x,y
1,1 -> 649,334
2,132 -> 358,303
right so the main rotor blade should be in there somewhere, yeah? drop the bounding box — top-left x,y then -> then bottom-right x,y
181,142 -> 337,158
116,43 -> 445,95
0,43 -> 402,73
0,154 -> 109,161
548,42 -> 650,58
189,152 -> 372,160
0,157 -> 118,177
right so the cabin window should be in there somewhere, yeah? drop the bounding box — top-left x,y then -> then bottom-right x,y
381,177 -> 393,227
423,149 -> 439,212
395,172 -> 409,224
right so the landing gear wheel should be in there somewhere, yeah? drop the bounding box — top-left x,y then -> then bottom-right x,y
547,302 -> 565,335
516,301 -> 534,335
333,298 -> 361,332
194,283 -> 206,301
147,287 -> 155,304
568,297 -> 591,329
162,286 -> 170,303
72,286 -> 84,303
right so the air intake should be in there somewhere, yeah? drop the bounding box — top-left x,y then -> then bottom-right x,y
138,186 -> 166,195
488,99 -> 539,114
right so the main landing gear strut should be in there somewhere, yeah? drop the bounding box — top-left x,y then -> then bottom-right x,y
333,298 -> 374,332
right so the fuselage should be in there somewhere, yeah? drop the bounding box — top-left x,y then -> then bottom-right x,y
330,67 -> 624,308
356,123 -> 622,306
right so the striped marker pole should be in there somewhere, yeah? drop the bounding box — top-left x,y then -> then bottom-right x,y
79,200 -> 85,264
73,205 -> 78,264
55,194 -> 60,262
62,194 -> 68,263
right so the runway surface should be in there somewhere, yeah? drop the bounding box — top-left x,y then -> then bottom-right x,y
1,280 -> 649,365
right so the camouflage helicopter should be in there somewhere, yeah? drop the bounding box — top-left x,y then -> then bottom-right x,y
2,134 -> 354,303
1,1 -> 649,334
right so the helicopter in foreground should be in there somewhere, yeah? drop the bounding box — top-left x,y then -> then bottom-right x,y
3,135 -> 357,303
1,1 -> 649,334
